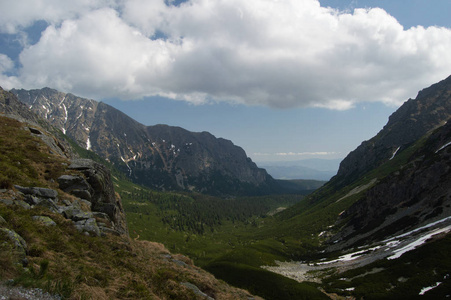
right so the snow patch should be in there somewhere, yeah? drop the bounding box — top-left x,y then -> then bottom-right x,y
86,137 -> 91,150
436,141 -> 451,153
59,96 -> 66,105
387,225 -> 451,260
62,103 -> 68,124
389,146 -> 400,160
419,282 -> 442,295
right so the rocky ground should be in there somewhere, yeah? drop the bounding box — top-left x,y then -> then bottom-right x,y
0,282 -> 61,300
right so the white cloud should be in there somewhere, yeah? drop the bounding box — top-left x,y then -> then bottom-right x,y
0,54 -> 20,89
2,0 -> 451,109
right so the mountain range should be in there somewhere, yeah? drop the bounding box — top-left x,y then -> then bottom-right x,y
260,158 -> 341,180
12,88 -> 278,196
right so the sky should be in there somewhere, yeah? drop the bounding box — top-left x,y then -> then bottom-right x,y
1,0 -> 451,164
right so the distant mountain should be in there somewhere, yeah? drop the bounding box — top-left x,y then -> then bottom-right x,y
260,159 -> 340,180
12,88 -> 278,196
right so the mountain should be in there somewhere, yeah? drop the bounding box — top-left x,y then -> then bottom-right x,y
245,76 -> 451,299
260,159 -> 341,180
323,75 -> 451,249
0,87 -> 260,299
335,76 -> 451,187
12,88 -> 277,196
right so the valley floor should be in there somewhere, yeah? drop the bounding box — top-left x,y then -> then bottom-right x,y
263,216 -> 451,285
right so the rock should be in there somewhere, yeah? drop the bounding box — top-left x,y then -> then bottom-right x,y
24,194 -> 40,205
0,215 -> 6,224
0,228 -> 27,260
59,207 -> 92,221
32,216 -> 57,226
57,175 -> 92,200
92,212 -> 110,221
28,127 -> 42,135
68,159 -> 128,236
14,200 -> 31,210
14,186 -> 58,199
181,282 -> 214,300
35,198 -> 58,213
74,218 -> 100,237
0,199 -> 14,206
71,189 -> 92,201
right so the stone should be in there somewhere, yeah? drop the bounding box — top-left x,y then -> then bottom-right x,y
71,189 -> 92,201
181,282 -> 214,300
0,228 -> 27,259
71,211 -> 94,221
14,185 -> 58,199
57,175 -> 92,199
32,216 -> 57,227
35,198 -> 58,213
14,200 -> 31,210
0,215 -> 6,224
24,194 -> 39,205
0,199 -> 14,206
74,218 -> 100,237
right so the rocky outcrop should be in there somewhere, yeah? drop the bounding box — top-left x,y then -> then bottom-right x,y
12,87 -> 278,196
60,158 -> 128,236
13,178 -> 127,237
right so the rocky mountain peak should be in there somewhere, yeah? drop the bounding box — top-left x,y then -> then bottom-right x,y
12,87 -> 277,196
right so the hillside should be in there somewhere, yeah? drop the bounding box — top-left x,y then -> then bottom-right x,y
0,88 -> 260,299
12,87 -> 278,196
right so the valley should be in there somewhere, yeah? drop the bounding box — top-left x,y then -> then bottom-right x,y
1,74 -> 451,299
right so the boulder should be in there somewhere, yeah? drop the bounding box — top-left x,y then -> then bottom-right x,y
35,198 -> 58,213
32,216 -> 57,227
0,228 -> 27,260
57,175 -> 92,200
74,218 -> 100,237
14,185 -> 58,199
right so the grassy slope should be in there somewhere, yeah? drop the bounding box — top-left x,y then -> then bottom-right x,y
0,116 -> 257,299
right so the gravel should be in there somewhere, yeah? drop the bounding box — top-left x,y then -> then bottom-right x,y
0,283 -> 61,300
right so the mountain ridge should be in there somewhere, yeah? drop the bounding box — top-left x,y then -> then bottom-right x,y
12,87 -> 278,196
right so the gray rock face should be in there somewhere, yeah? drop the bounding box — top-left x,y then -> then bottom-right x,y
326,79 -> 451,250
66,159 -> 128,236
335,75 -> 451,187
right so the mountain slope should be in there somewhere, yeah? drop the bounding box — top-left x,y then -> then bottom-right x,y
0,87 -> 260,299
335,75 -> 451,187
12,88 -> 277,196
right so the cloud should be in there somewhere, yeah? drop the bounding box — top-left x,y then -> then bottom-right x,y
2,0 -> 451,109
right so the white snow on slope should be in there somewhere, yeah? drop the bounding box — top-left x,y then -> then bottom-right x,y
86,137 -> 91,150
419,282 -> 442,295
389,146 -> 400,160
387,225 -> 451,260
436,141 -> 451,153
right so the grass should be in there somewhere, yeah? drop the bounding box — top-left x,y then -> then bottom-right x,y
0,117 -> 68,189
